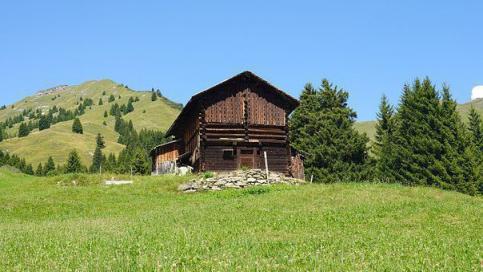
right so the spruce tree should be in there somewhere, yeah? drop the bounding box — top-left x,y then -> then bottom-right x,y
38,115 -> 51,131
104,110 -> 108,118
35,163 -> 44,176
45,156 -> 56,175
90,146 -> 104,173
438,87 -> 476,194
151,91 -> 157,101
108,95 -> 115,103
25,164 -> 34,175
18,123 -> 29,137
468,107 -> 483,152
467,108 -> 483,193
98,98 -> 103,105
290,80 -> 370,182
126,100 -> 134,113
65,150 -> 83,173
96,133 -> 106,149
0,126 -> 3,142
374,95 -> 396,181
72,118 -> 83,134
131,146 -> 150,175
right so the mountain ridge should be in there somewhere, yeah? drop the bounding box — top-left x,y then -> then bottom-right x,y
0,79 -> 181,166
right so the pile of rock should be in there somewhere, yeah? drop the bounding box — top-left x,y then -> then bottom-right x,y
178,169 -> 304,193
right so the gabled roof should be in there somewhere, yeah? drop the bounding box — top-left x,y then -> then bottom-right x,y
166,71 -> 299,136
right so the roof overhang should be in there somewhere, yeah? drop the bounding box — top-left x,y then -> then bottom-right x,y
166,71 -> 299,137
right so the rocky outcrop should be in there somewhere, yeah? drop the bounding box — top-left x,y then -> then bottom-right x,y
178,169 -> 304,193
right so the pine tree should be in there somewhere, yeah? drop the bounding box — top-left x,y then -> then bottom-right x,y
105,153 -> 117,173
151,91 -> 158,101
467,108 -> 483,193
289,80 -> 371,182
72,118 -> 83,134
65,150 -> 83,173
90,146 -> 104,173
35,163 -> 44,176
468,107 -> 483,152
38,115 -> 51,131
96,133 -> 106,149
131,146 -> 150,175
25,164 -> 34,175
126,100 -> 134,113
374,95 -> 396,181
45,156 -> 56,175
108,95 -> 115,103
18,123 -> 29,137
156,89 -> 162,97
98,98 -> 103,106
438,86 -> 476,194
104,110 -> 108,118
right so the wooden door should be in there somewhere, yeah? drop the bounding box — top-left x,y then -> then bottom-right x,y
238,148 -> 255,169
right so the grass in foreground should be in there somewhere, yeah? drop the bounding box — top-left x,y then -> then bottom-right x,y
0,169 -> 481,271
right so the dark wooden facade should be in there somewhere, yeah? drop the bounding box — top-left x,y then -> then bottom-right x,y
150,71 -> 304,177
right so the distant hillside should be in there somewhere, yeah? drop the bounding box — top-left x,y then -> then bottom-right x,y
0,80 -> 181,166
354,98 -> 483,141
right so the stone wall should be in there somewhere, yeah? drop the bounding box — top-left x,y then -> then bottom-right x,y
178,169 -> 304,193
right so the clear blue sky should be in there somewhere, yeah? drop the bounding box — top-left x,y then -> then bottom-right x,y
1,1 -> 482,120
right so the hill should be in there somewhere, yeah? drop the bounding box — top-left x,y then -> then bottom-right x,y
0,168 -> 481,270
0,80 -> 181,166
354,98 -> 483,141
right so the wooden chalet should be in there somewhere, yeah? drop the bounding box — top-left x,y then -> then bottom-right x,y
150,71 -> 304,178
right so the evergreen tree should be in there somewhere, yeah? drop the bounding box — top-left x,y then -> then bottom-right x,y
374,95 -> 396,181
468,107 -> 483,152
104,110 -> 108,118
65,150 -> 83,173
105,153 -> 117,173
126,100 -> 134,113
90,146 -> 104,173
108,94 -> 115,103
289,80 -> 371,182
45,156 -> 56,175
156,89 -> 162,97
438,87 -> 477,194
72,118 -> 83,134
98,98 -> 103,105
35,163 -> 44,176
467,108 -> 483,193
38,115 -> 51,131
0,126 -> 3,142
151,91 -> 158,101
131,146 -> 150,175
387,79 -> 478,194
96,133 -> 106,149
25,164 -> 34,175
18,123 -> 29,137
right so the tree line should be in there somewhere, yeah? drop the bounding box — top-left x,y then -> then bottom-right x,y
290,78 -> 482,195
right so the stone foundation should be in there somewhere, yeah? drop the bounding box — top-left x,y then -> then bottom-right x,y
178,169 -> 305,193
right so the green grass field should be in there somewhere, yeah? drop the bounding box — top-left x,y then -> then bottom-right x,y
0,168 -> 481,271
0,80 -> 180,166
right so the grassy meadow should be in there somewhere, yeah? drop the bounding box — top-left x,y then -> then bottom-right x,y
0,168 -> 481,271
0,79 -> 180,166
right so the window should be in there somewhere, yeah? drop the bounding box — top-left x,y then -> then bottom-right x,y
223,149 -> 235,160
240,149 -> 253,155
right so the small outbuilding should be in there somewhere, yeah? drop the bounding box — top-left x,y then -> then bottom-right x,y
150,71 -> 304,178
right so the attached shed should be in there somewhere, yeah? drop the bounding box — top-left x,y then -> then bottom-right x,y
150,71 -> 304,177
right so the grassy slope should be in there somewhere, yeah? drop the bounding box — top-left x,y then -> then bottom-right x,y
354,98 -> 483,141
0,80 -> 180,165
0,169 -> 481,271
